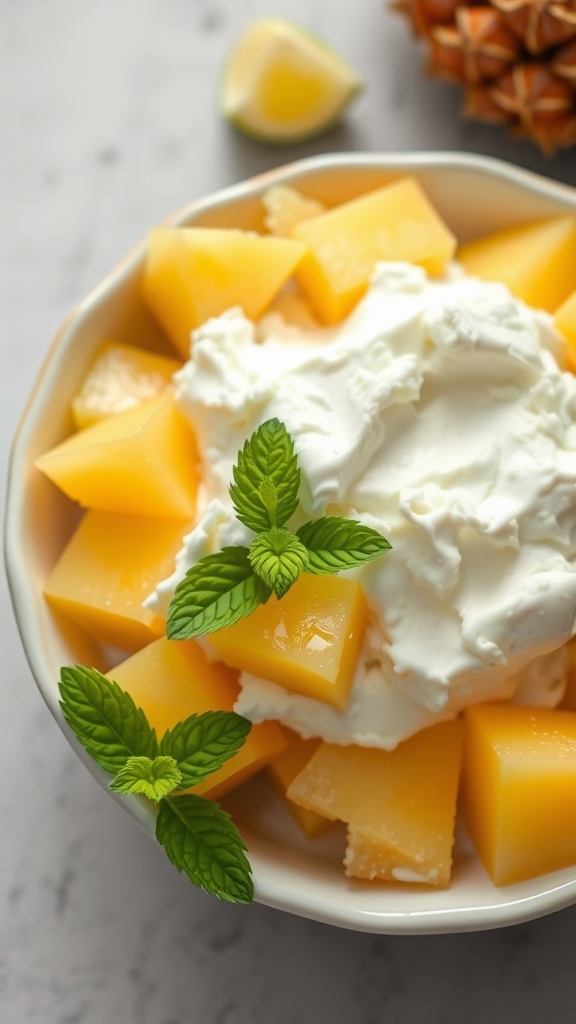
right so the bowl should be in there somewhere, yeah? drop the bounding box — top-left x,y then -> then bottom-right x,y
8,151 -> 576,935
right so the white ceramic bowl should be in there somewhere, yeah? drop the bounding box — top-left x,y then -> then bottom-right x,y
8,152 -> 576,935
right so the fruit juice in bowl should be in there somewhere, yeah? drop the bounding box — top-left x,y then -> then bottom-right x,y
8,152 -> 576,934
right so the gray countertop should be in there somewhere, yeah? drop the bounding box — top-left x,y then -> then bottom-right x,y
3,2 -> 576,1021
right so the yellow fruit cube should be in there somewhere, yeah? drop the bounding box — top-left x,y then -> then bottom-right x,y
266,729 -> 332,837
44,511 -> 189,651
263,185 -> 324,237
287,720 -> 463,887
292,177 -> 456,324
554,288 -> 576,372
458,216 -> 576,312
142,226 -> 307,357
36,393 -> 198,518
345,825 -> 449,886
461,703 -> 576,886
108,637 -> 288,800
71,342 -> 182,429
208,574 -> 366,709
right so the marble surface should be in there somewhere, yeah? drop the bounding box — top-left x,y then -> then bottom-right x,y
3,1 -> 576,1020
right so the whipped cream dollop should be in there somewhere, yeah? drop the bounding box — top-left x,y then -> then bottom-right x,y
149,263 -> 576,749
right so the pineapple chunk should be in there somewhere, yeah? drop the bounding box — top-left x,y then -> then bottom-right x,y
44,511 -> 189,652
346,826 -> 445,885
71,342 -> 182,429
36,393 -> 198,519
266,729 -> 332,837
263,185 -> 324,237
458,216 -> 576,312
261,184 -> 324,329
461,703 -> 576,886
208,574 -> 366,709
108,637 -> 288,800
142,226 -> 307,357
292,177 -> 456,324
554,288 -> 576,372
287,720 -> 463,887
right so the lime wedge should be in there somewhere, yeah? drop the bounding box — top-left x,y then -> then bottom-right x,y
220,18 -> 363,145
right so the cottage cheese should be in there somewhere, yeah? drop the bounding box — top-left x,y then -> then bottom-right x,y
148,262 -> 576,749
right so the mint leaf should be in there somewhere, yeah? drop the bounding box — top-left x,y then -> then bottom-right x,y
110,755 -> 182,801
296,517 -> 391,574
59,666 -> 158,773
160,711 -> 252,789
230,418 -> 300,532
156,795 -> 253,903
166,546 -> 271,639
249,527 -> 309,599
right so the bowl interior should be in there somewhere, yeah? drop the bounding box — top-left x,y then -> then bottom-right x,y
8,152 -> 576,934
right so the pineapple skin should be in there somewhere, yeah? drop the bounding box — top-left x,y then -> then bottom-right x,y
394,0 -> 576,153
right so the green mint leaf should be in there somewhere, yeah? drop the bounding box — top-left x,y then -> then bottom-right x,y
258,476 -> 279,525
110,755 -> 182,801
156,795 -> 253,903
59,666 -> 158,774
160,711 -> 252,789
229,417 -> 300,531
249,527 -> 309,599
296,517 -> 391,574
166,546 -> 271,639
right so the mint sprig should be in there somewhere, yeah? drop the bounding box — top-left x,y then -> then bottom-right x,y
59,667 -> 254,904
167,418 -> 391,639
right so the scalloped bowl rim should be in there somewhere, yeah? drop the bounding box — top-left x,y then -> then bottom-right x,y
7,151 -> 576,934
